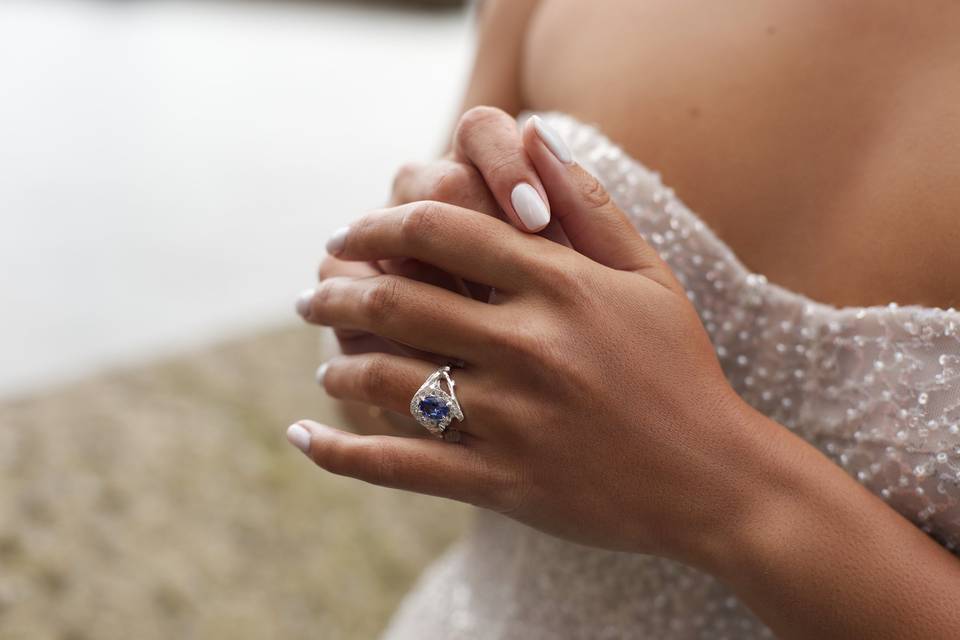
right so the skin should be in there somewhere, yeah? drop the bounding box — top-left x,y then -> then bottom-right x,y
293,1 -> 960,637
524,0 -> 960,309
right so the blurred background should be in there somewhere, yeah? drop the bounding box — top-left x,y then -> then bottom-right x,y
0,0 -> 474,637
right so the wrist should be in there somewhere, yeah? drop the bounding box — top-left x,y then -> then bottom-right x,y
680,396 -> 834,579
679,397 -> 960,640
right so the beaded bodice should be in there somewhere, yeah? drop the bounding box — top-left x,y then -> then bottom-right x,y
381,113 -> 960,639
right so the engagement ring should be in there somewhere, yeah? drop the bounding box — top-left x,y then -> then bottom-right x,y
410,365 -> 464,437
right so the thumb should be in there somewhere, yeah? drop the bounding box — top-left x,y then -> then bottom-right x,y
522,115 -> 670,282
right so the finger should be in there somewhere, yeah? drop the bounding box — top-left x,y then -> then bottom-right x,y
313,258 -> 466,359
317,254 -> 381,281
376,257 -> 470,297
326,202 -> 554,291
318,255 -> 472,340
390,158 -> 500,216
286,420 -> 503,508
453,106 -> 551,232
522,115 -> 673,284
331,330 -> 437,362
299,275 -> 500,362
381,258 -> 487,308
385,158 -> 505,301
380,257 -> 491,308
314,255 -> 383,340
317,243 -> 482,299
319,354 -> 485,430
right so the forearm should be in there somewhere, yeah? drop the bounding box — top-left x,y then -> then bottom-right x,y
703,404 -> 960,639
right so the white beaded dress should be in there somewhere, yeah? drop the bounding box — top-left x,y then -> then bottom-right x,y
381,113 -> 960,640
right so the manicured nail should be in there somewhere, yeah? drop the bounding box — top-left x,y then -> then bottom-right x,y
326,226 -> 349,255
531,115 -> 573,164
286,422 -> 312,453
315,362 -> 329,387
511,183 -> 550,230
295,288 -> 315,319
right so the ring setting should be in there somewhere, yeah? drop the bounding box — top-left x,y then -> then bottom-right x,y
410,365 -> 464,436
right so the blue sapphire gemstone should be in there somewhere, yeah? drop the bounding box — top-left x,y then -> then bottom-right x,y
418,395 -> 449,423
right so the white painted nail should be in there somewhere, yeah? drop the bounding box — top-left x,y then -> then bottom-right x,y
315,362 -> 329,387
326,226 -> 349,255
286,423 -> 312,453
531,115 -> 573,164
295,288 -> 315,319
511,183 -> 550,230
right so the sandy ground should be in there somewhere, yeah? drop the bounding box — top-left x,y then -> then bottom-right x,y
0,327 -> 469,639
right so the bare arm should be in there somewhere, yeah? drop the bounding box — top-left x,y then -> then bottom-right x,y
456,0 -> 540,117
455,12 -> 960,634
703,406 -> 960,639
301,108 -> 960,638
455,9 -> 960,634
308,4 -> 960,635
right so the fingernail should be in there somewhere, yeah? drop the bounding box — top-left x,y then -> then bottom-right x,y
531,115 -> 573,164
326,226 -> 349,255
286,422 -> 312,453
511,183 -> 550,230
295,288 -> 315,319
315,362 -> 329,387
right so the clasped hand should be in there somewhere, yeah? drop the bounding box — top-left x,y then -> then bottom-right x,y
290,107 -> 768,569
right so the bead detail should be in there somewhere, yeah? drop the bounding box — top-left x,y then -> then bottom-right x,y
383,112 -> 960,640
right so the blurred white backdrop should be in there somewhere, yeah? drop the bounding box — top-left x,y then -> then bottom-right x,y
0,0 -> 472,398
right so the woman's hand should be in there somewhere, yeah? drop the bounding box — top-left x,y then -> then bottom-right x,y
315,106 -> 557,360
314,108 -> 566,435
290,114 -> 770,564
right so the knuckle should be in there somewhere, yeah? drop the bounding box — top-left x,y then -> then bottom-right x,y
494,322 -> 556,362
580,174 -> 613,211
425,164 -> 472,203
399,201 -> 445,244
482,463 -> 529,514
523,249 -> 587,298
315,436 -> 349,474
312,277 -> 338,310
361,276 -> 404,323
333,327 -> 367,342
484,148 -> 528,186
495,480 -> 531,515
455,105 -> 504,140
369,439 -> 397,487
321,435 -> 388,486
547,261 -> 588,297
531,249 -> 568,280
358,355 -> 390,399
317,255 -> 340,281
349,212 -> 377,244
391,161 -> 421,197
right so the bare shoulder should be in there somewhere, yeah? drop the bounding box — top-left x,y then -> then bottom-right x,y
520,0 -> 960,309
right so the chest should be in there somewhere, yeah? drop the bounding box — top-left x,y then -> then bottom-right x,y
522,0 -> 960,309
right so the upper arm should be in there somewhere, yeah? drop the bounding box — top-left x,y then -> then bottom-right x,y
456,0 -> 541,118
